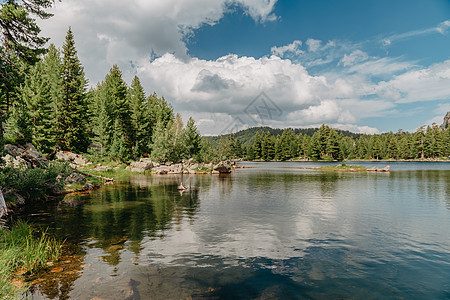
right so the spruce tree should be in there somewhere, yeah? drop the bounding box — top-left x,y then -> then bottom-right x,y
59,27 -> 88,152
21,61 -> 54,152
41,44 -> 63,144
184,117 -> 202,158
90,82 -> 113,156
128,76 -> 148,157
253,131 -> 262,159
104,65 -> 132,160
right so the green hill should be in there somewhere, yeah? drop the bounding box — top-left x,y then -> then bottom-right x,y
205,126 -> 362,147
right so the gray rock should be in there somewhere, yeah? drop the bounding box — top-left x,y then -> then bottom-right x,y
22,143 -> 48,168
4,144 -> 25,157
56,151 -> 89,166
440,111 -> 450,130
93,165 -> 113,171
367,166 -> 378,171
2,154 -> 29,169
3,144 -> 48,168
82,183 -> 95,191
63,197 -> 84,207
129,158 -> 154,172
213,161 -> 232,173
65,172 -> 87,183
379,165 -> 390,172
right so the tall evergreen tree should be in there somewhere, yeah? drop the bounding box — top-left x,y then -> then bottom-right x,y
127,76 -> 147,157
253,131 -> 262,160
41,43 -> 63,142
104,65 -> 132,160
89,82 -> 113,156
59,27 -> 88,152
184,117 -> 202,159
0,0 -> 54,141
20,61 -> 54,152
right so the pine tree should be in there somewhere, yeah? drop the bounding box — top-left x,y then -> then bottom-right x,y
128,76 -> 148,157
59,27 -> 88,152
253,131 -> 262,160
308,131 -> 321,160
21,61 -> 54,152
150,120 -> 169,162
41,44 -> 63,143
184,117 -> 202,159
104,65 -> 132,160
89,82 -> 112,156
371,135 -> 382,160
4,98 -> 32,144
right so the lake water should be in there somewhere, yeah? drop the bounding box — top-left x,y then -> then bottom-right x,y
23,161 -> 450,299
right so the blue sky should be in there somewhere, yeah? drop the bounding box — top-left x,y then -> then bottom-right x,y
38,0 -> 450,134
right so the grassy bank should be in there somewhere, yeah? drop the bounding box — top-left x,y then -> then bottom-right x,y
0,221 -> 62,299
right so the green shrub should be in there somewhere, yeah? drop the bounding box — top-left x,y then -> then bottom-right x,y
0,162 -> 72,201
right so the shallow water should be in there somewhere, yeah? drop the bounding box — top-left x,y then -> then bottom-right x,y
23,162 -> 450,299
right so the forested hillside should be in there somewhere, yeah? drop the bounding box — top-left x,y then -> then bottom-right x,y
212,124 -> 450,161
206,126 -> 362,147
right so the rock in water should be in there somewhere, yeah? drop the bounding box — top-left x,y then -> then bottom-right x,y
379,166 -> 390,172
213,161 -> 232,173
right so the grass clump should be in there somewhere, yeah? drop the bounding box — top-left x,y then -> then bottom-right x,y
0,221 -> 62,299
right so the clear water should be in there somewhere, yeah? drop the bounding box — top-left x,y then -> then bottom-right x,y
23,162 -> 450,299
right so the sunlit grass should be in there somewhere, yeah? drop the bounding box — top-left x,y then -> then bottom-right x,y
0,221 -> 62,299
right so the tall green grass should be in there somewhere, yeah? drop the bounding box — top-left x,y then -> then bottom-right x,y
0,220 -> 62,299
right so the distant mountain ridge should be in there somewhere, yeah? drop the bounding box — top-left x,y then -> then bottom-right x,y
205,126 -> 362,147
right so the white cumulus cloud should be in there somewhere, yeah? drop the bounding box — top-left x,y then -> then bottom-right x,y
38,0 -> 279,83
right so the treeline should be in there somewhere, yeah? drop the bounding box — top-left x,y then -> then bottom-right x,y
206,126 -> 362,148
215,124 -> 450,161
2,28 -> 206,162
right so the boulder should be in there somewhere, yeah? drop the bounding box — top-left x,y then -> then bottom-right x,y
3,144 -> 48,168
4,144 -> 25,157
65,172 -> 87,183
93,165 -> 112,171
129,158 -> 154,172
22,143 -> 49,168
82,183 -> 95,191
440,111 -> 450,130
379,166 -> 390,172
213,161 -> 232,173
56,151 -> 89,166
63,197 -> 84,207
2,154 -> 29,169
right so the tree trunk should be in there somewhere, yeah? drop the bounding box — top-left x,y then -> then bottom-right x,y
0,188 -> 7,218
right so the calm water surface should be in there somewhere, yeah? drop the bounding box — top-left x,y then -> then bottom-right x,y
23,162 -> 450,299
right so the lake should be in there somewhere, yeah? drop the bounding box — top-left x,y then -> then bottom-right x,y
23,161 -> 450,299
